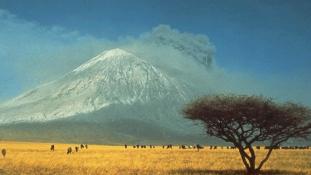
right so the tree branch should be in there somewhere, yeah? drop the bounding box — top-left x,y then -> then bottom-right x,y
257,147 -> 273,170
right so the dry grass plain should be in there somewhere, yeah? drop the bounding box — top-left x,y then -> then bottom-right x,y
0,141 -> 310,175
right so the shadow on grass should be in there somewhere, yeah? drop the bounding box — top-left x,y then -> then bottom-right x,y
169,169 -> 306,175
0,169 -> 7,175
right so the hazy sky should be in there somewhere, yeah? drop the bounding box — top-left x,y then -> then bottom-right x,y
0,0 -> 310,105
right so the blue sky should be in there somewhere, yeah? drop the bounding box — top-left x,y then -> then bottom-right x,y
0,0 -> 310,104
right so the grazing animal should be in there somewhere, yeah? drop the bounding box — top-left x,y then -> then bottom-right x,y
182,145 -> 186,149
50,145 -> 55,151
166,144 -> 173,149
75,146 -> 79,152
80,144 -> 84,149
196,144 -> 204,151
124,144 -> 128,149
85,144 -> 88,149
67,147 -> 72,154
1,149 -> 6,158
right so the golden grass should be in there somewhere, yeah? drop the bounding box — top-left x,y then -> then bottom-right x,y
0,141 -> 310,175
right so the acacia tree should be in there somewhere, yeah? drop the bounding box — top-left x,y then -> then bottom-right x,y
183,95 -> 311,175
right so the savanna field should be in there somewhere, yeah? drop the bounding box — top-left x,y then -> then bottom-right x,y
0,141 -> 310,175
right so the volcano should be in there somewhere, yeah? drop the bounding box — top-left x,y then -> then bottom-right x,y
0,48 -> 208,144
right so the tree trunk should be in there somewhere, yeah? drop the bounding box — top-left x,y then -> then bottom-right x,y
246,168 -> 260,175
248,147 -> 256,174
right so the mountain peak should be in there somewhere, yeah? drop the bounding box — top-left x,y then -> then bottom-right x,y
100,48 -> 132,58
0,48 -> 187,123
73,48 -> 135,72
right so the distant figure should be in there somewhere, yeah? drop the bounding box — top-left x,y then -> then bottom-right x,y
75,146 -> 79,152
124,144 -> 128,149
50,145 -> 55,151
166,144 -> 172,149
67,147 -> 72,154
85,144 -> 88,149
1,149 -> 6,158
80,144 -> 85,149
196,144 -> 204,151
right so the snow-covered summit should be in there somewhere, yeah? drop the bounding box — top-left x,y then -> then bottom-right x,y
0,48 -> 186,124
101,48 -> 133,58
73,48 -> 136,72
